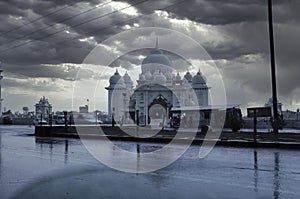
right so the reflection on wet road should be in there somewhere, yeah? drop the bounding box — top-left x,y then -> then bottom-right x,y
1,125 -> 300,198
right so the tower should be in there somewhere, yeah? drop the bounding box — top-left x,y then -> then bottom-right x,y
192,71 -> 209,106
0,63 -> 3,116
105,69 -> 126,122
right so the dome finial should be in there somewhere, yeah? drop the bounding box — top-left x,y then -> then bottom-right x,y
155,37 -> 158,49
197,68 -> 201,75
115,68 -> 119,75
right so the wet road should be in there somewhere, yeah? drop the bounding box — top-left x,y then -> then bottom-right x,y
1,125 -> 300,198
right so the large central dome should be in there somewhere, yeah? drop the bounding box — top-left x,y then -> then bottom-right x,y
141,42 -> 174,75
141,48 -> 173,67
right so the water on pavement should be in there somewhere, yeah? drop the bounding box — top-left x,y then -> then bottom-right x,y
0,125 -> 300,199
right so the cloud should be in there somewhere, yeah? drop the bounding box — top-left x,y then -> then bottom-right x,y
0,0 -> 299,113
3,77 -> 66,92
2,63 -> 97,81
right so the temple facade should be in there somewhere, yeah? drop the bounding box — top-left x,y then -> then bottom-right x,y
106,44 -> 209,127
35,96 -> 52,119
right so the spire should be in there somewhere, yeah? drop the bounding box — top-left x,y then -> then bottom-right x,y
197,68 -> 201,74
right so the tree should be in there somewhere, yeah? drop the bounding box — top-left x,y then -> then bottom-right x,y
270,114 -> 286,130
227,108 -> 244,132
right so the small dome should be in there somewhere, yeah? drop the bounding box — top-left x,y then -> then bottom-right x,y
123,72 -> 132,84
139,74 -> 146,81
154,72 -> 167,84
165,71 -> 172,80
109,69 -> 124,85
192,71 -> 206,85
153,69 -> 160,77
184,71 -> 193,82
175,72 -> 181,82
145,70 -> 152,80
172,73 -> 176,80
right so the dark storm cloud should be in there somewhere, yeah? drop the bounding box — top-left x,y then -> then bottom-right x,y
0,0 -> 177,67
109,48 -> 190,71
127,0 -> 297,25
0,0 -> 143,66
3,63 -> 95,81
0,1 -> 27,17
0,0 -> 299,110
161,0 -> 300,103
207,22 -> 270,60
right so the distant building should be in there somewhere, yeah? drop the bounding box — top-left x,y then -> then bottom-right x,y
79,105 -> 89,113
23,107 -> 29,115
35,96 -> 52,118
243,98 -> 300,129
265,97 -> 282,116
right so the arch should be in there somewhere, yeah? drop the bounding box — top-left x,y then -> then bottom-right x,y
148,94 -> 172,126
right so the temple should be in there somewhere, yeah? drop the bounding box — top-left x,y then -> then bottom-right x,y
106,41 -> 210,128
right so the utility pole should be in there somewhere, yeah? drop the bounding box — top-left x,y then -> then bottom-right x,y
268,0 -> 279,134
0,62 -> 3,117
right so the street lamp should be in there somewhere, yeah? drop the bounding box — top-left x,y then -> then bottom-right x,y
95,110 -> 98,125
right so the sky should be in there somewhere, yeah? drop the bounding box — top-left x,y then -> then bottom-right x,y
0,0 -> 299,115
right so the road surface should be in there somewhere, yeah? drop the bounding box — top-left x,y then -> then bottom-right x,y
1,125 -> 300,198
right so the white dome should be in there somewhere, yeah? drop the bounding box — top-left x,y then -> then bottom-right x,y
123,72 -> 132,84
142,48 -> 173,67
141,41 -> 174,75
153,69 -> 160,77
154,72 -> 167,84
139,74 -> 146,81
165,71 -> 172,80
184,71 -> 193,82
192,71 -> 206,85
145,70 -> 152,80
109,69 -> 124,85
175,72 -> 181,82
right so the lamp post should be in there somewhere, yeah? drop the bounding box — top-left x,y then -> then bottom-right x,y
0,67 -> 3,117
63,111 -> 68,128
95,110 -> 98,125
268,0 -> 279,134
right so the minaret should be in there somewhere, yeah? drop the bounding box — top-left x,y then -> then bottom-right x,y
105,69 -> 126,119
0,62 -> 3,116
